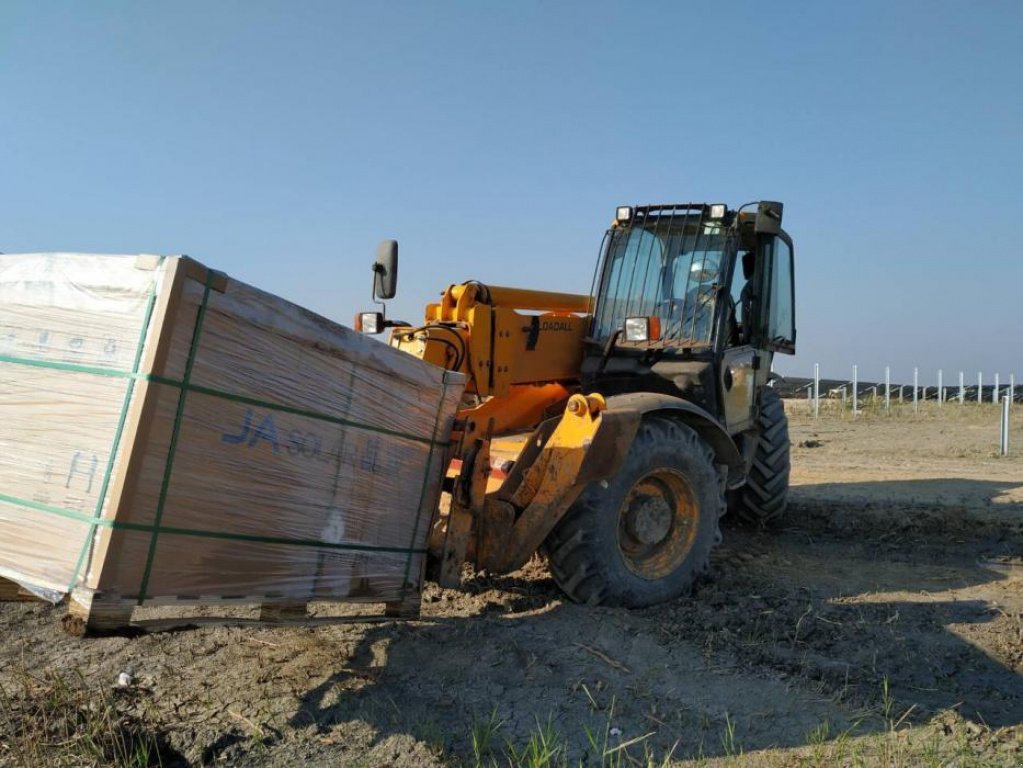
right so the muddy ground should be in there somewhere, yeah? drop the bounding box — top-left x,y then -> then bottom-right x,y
2,400 -> 1022,766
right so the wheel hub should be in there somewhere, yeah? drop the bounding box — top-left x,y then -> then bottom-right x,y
624,495 -> 674,545
616,469 -> 700,581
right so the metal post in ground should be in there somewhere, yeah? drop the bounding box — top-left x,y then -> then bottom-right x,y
938,369 -> 943,406
852,365 -> 858,416
913,367 -> 919,413
959,371 -> 965,404
840,385 -> 847,411
1012,374 -> 1016,404
978,372 -> 983,403
899,384 -> 904,403
994,374 -> 1000,404
813,363 -> 820,419
884,366 -> 891,414
1001,395 -> 1010,456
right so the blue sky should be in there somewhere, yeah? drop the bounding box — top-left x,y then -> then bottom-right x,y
2,1 -> 1020,384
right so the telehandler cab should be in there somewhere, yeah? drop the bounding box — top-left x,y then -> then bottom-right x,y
357,201 -> 795,607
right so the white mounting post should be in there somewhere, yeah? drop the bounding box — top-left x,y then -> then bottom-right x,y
1011,374 -> 1016,404
959,371 -> 965,404
994,373 -> 1000,404
899,384 -> 904,403
813,363 -> 820,419
938,369 -> 943,406
913,367 -> 919,413
978,372 -> 983,403
1000,395 -> 1010,456
884,366 -> 891,414
840,385 -> 847,411
852,365 -> 858,416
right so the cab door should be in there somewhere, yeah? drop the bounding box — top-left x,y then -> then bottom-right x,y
720,345 -> 757,432
719,232 -> 795,432
719,245 -> 757,432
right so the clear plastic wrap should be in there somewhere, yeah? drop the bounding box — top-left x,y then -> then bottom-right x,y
0,253 -> 464,620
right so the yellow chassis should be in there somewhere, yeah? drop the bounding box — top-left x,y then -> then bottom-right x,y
389,281 -> 742,585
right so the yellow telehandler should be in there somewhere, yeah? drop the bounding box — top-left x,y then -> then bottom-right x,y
358,201 -> 795,607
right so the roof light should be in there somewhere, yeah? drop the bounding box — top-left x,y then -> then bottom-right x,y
615,206 -> 633,223
708,204 -> 726,219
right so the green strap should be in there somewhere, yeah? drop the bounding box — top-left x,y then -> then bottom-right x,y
147,376 -> 446,447
0,491 -> 425,556
0,353 -> 448,448
0,354 -> 135,377
66,268 -> 163,592
400,373 -> 453,593
136,272 -> 215,603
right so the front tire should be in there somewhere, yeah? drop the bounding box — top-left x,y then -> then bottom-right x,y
544,416 -> 725,607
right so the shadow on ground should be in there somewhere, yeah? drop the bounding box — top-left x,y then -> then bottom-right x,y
283,478 -> 1023,763
790,476 -> 1023,523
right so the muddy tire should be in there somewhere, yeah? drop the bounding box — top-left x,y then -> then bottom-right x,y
544,416 -> 725,608
733,387 -> 790,524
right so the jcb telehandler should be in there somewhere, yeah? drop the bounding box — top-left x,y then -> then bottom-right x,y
358,201 -> 795,607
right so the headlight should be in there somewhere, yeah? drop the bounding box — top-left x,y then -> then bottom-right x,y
356,311 -> 384,334
623,316 -> 661,342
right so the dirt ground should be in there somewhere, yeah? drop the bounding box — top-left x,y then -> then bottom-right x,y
2,399 -> 1023,766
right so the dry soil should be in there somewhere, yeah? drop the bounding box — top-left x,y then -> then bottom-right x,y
1,399 -> 1022,766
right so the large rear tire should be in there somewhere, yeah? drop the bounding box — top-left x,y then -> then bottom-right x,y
544,416 -> 725,607
733,387 -> 790,524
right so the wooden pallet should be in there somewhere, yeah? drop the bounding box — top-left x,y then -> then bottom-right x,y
64,588 -> 422,636
0,577 -> 43,602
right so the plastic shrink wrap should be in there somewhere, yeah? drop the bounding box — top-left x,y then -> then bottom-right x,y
0,253 -> 463,627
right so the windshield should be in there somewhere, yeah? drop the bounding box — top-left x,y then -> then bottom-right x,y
592,218 -> 729,346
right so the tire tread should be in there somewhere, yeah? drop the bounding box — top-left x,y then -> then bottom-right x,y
734,388 -> 791,524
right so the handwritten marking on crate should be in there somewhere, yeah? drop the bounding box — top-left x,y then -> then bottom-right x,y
65,452 -> 98,493
0,324 -> 128,367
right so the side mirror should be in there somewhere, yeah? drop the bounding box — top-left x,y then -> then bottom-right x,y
373,240 -> 398,300
754,201 -> 784,235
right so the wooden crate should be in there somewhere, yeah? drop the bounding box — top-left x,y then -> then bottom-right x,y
0,253 -> 463,632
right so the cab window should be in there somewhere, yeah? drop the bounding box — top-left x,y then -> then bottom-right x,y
763,237 -> 795,352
